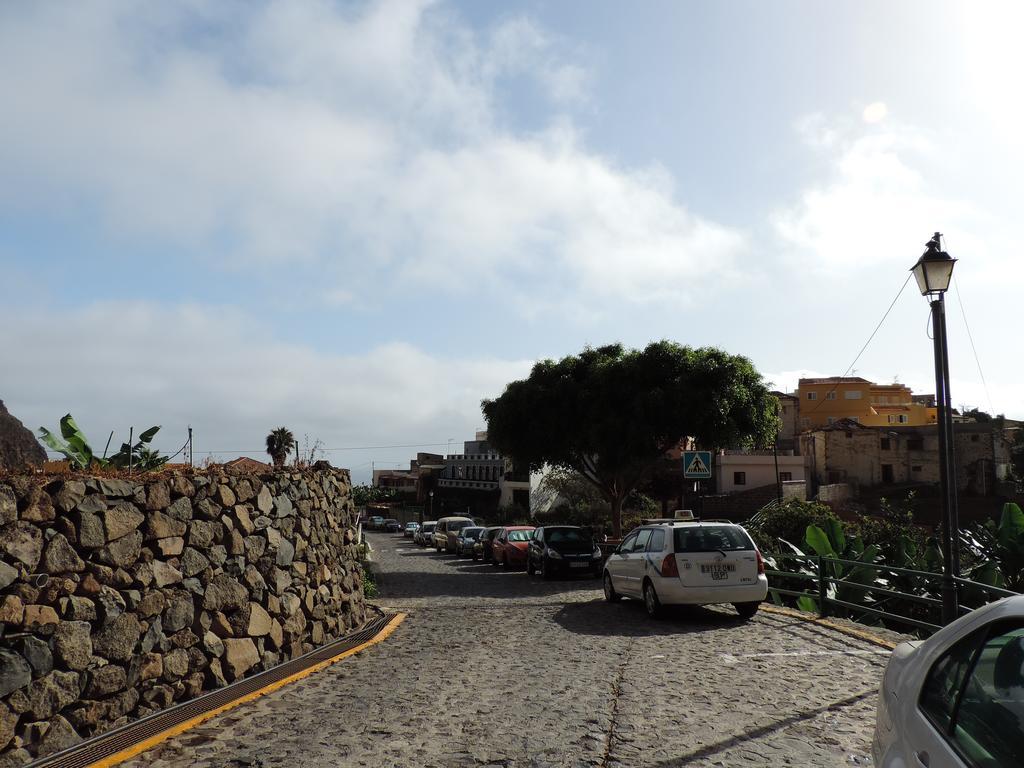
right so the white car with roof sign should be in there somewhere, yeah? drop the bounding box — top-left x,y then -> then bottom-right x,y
602,519 -> 767,619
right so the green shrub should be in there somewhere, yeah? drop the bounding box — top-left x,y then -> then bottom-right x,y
744,498 -> 838,552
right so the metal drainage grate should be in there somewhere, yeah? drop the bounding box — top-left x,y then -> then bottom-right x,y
31,613 -> 398,768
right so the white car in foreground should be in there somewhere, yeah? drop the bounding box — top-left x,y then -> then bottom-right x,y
602,521 -> 767,619
873,595 -> 1024,768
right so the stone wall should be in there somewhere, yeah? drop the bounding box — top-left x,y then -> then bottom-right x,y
0,468 -> 365,765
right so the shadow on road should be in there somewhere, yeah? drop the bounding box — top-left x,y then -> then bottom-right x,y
552,599 -> 747,638
643,687 -> 876,766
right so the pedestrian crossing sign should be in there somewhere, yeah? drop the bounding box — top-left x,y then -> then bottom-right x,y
682,450 -> 712,479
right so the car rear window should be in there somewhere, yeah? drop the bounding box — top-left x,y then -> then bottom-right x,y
507,530 -> 534,542
673,526 -> 753,552
463,528 -> 483,539
547,529 -> 591,545
450,520 -> 474,531
422,524 -> 436,532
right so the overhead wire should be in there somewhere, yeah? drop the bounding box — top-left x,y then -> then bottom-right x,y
803,272 -> 914,416
952,273 -> 995,415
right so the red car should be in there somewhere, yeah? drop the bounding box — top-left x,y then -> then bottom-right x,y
492,526 -> 535,569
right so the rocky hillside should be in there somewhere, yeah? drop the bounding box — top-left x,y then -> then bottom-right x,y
0,402 -> 45,471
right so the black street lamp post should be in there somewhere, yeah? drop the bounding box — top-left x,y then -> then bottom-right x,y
911,232 -> 959,624
428,490 -> 434,525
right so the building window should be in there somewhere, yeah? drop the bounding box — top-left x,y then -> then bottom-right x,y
826,391 -> 836,401
908,438 -> 924,451
845,390 -> 862,400
733,472 -> 746,486
881,438 -> 891,450
806,392 -> 817,401
912,466 -> 923,472
779,472 -> 792,482
971,435 -> 980,443
800,417 -> 810,428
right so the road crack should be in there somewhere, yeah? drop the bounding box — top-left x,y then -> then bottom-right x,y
600,638 -> 633,768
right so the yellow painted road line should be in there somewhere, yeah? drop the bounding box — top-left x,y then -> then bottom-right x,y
89,613 -> 407,768
762,604 -> 897,650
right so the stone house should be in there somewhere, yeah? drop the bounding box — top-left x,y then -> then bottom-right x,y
801,419 -> 1011,496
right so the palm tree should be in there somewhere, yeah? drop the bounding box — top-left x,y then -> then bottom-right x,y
265,427 -> 296,468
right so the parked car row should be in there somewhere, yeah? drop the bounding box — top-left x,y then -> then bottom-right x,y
410,518 -> 606,579
363,515 -> 401,532
404,516 -> 770,621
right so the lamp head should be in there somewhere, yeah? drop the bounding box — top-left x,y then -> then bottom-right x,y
911,232 -> 956,296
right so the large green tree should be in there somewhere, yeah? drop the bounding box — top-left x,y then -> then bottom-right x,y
482,342 -> 778,537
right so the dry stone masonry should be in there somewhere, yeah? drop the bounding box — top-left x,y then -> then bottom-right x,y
0,468 -> 366,765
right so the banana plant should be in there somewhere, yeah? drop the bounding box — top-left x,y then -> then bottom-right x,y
108,426 -> 167,470
804,520 -> 880,578
965,502 -> 1024,592
38,414 -> 108,470
39,415 -> 167,472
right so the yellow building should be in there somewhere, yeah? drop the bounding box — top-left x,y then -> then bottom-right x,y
796,377 -> 937,431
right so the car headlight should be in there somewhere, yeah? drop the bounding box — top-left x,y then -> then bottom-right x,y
547,548 -> 563,559
592,546 -> 602,558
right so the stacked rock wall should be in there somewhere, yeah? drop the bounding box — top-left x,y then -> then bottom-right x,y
0,468 -> 365,765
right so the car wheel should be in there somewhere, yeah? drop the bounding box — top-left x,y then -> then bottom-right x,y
643,580 -> 663,619
472,553 -> 478,561
492,554 -> 501,568
541,556 -> 552,581
734,601 -> 760,621
603,572 -> 621,602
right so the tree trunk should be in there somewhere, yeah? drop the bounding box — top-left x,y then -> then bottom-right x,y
610,495 -> 624,539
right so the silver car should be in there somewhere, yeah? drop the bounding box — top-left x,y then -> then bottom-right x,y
873,594 -> 1024,767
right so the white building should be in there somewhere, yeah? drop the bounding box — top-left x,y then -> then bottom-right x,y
715,450 -> 805,494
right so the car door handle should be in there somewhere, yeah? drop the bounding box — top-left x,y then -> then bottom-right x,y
915,750 -> 929,767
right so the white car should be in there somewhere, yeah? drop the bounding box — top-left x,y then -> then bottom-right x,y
873,595 -> 1024,768
414,521 -> 436,546
602,521 -> 767,619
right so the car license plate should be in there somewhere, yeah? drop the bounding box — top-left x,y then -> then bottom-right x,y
701,564 -> 735,580
570,561 -> 589,569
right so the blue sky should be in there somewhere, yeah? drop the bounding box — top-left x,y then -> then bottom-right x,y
1,0 -> 1020,482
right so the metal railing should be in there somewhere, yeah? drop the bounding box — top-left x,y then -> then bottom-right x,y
765,553 -> 1019,634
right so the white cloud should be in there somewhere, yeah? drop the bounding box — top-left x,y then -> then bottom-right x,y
772,116 -> 984,273
0,301 -> 531,484
0,0 -> 739,309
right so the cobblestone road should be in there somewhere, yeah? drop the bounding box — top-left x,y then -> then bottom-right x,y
126,532 -> 908,767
